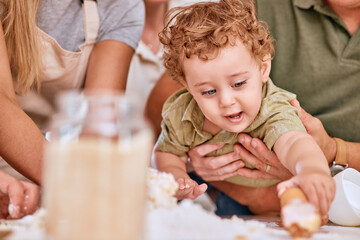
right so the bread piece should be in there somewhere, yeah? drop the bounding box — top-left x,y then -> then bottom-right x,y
280,188 -> 321,238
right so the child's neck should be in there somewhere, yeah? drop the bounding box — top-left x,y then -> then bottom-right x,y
203,118 -> 222,135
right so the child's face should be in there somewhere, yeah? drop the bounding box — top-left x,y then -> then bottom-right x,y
183,42 -> 271,133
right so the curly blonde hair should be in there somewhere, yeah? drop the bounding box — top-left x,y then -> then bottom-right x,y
159,0 -> 274,85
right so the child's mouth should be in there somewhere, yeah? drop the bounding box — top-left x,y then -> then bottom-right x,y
225,112 -> 243,122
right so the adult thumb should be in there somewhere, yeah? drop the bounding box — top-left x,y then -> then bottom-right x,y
290,99 -> 312,131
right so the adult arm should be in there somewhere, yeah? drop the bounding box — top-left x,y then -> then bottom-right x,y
0,36 -> 136,185
291,99 -> 360,171
145,70 -> 183,137
84,40 -> 134,90
0,21 -> 44,185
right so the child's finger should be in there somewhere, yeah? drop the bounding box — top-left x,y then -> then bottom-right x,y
276,179 -> 298,197
175,179 -> 194,199
184,178 -> 195,189
192,183 -> 207,199
303,183 -> 319,212
315,183 -> 328,216
175,187 -> 194,200
176,178 -> 186,190
326,181 -> 336,208
321,214 -> 329,225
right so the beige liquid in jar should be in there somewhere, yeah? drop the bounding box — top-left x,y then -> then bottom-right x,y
44,130 -> 153,240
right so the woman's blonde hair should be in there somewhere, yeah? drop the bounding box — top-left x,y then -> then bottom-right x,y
1,0 -> 41,94
159,0 -> 274,84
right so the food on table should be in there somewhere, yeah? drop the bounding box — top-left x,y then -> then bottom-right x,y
280,187 -> 321,238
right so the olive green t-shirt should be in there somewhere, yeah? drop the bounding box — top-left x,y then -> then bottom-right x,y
156,79 -> 306,187
256,0 -> 360,142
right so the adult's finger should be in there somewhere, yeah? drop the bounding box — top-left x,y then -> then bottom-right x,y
0,196 -> 10,219
191,154 -> 244,181
21,181 -> 41,215
234,143 -> 292,180
236,168 -> 277,180
290,99 -> 315,132
188,143 -> 224,161
238,133 -> 276,165
203,152 -> 243,170
200,167 -> 241,181
0,171 -> 24,219
196,160 -> 244,181
234,144 -> 270,172
236,134 -> 292,180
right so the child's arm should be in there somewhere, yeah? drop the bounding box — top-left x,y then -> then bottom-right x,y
154,148 -> 207,200
273,130 -> 335,218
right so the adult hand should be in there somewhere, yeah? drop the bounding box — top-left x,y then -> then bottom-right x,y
290,99 -> 336,164
188,138 -> 292,181
0,170 -> 40,219
188,143 -> 245,181
235,134 -> 292,181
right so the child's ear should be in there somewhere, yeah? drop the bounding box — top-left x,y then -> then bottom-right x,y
260,56 -> 271,83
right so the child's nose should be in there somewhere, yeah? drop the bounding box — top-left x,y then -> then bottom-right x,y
219,91 -> 236,108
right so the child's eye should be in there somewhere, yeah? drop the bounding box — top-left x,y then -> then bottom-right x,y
232,81 -> 246,88
201,89 -> 216,96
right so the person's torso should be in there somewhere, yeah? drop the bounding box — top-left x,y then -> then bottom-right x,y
256,0 -> 360,142
36,0 -> 144,52
16,0 -> 144,131
159,79 -> 305,187
16,0 -> 100,131
126,41 -> 165,113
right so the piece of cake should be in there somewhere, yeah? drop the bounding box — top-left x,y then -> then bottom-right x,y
280,187 -> 321,238
146,168 -> 179,209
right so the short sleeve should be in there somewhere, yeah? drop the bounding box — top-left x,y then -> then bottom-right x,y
97,0 -> 145,50
247,80 -> 306,149
155,89 -> 194,157
260,106 -> 306,149
156,120 -> 190,157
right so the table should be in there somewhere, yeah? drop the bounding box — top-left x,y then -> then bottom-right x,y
0,202 -> 359,240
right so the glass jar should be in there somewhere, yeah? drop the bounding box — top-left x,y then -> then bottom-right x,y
43,90 -> 153,240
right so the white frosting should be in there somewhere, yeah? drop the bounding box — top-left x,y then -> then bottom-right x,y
146,168 -> 178,209
8,204 -> 19,217
282,199 -> 319,231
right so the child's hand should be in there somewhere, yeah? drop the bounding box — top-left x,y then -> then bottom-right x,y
277,171 -> 335,222
175,178 -> 207,200
0,170 -> 40,219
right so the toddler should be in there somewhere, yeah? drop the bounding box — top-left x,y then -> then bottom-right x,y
153,0 -> 335,216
